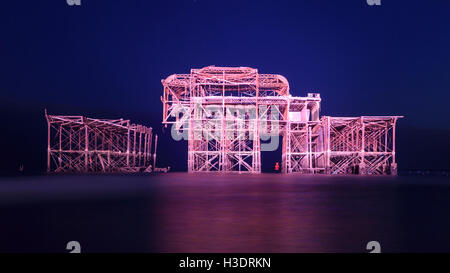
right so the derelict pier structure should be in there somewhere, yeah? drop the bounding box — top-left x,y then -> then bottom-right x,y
45,111 -> 157,173
161,66 -> 402,175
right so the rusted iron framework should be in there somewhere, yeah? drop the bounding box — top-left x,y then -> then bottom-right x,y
45,111 -> 154,173
161,65 -> 402,175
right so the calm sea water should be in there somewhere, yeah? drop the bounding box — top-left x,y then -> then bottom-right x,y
0,173 -> 450,253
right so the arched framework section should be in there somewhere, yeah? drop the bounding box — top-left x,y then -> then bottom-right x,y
161,66 -> 402,175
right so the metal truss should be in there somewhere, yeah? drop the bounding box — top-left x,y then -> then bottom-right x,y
187,97 -> 261,173
161,66 -> 402,175
322,116 -> 402,175
45,111 -> 154,173
282,96 -> 323,174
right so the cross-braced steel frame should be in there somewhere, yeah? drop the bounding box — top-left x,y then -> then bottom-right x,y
321,116 -> 401,175
46,111 -> 153,173
162,66 -> 402,175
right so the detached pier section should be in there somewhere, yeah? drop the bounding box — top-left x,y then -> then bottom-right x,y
45,111 -> 153,173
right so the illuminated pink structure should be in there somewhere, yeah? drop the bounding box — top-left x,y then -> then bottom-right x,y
45,111 -> 156,173
161,66 -> 402,175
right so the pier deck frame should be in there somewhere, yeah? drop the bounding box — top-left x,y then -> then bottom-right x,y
45,112 -> 153,173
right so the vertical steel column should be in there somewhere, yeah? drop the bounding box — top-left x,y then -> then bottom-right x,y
58,125 -> 62,170
84,122 -> 89,172
153,134 -> 158,169
391,118 -> 397,175
221,70 -> 226,171
143,132 -> 147,167
126,121 -> 130,167
138,127 -> 142,167
254,73 -> 261,173
150,129 -> 152,164
360,117 -> 365,175
326,117 -> 331,174
284,98 -> 291,173
46,114 -> 51,172
133,128 -> 137,166
308,125 -> 312,173
188,101 -> 194,172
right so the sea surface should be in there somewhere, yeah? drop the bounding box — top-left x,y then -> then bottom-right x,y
1,173 -> 450,253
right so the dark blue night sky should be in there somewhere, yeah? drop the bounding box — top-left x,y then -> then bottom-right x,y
1,0 -> 449,173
